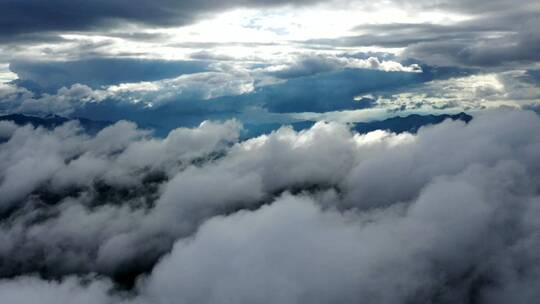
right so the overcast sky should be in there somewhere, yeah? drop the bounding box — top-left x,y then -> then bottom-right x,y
1,0 -> 539,131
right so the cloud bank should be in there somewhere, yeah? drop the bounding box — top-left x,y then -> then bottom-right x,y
1,109 -> 540,303
0,0 -> 331,39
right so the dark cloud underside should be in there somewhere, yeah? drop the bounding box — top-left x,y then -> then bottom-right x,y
9,58 -> 209,92
0,0 -> 325,38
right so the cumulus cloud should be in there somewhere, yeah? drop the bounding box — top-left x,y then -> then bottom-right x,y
0,276 -> 115,304
106,70 -> 255,105
0,109 -> 540,303
266,54 -> 422,79
0,82 -> 107,115
0,66 -> 255,115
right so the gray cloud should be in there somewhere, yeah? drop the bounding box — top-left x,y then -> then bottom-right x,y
0,0 -> 328,40
305,8 -> 540,67
403,0 -> 540,14
0,276 -> 115,304
9,58 -> 209,92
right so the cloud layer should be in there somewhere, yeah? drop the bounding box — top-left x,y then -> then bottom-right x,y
1,109 -> 540,303
0,0 -> 330,39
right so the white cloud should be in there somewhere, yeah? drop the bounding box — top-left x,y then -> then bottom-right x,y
0,67 -> 254,113
265,54 -> 421,78
0,64 -> 17,83
1,109 -> 540,303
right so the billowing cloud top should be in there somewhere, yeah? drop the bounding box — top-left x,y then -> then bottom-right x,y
1,109 -> 540,303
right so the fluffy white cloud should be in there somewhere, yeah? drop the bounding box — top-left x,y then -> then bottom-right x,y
0,83 -> 106,115
266,54 -> 422,79
105,70 -> 255,105
0,68 -> 255,113
0,119 -> 241,209
1,109 -> 540,304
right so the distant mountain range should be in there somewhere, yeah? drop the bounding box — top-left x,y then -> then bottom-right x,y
244,112 -> 472,138
353,112 -> 472,134
0,112 -> 472,139
0,113 -> 112,134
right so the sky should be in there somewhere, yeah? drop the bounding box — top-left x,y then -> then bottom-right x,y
2,1 -> 540,304
1,0 -> 540,131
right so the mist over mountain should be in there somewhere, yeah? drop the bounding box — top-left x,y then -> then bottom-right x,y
0,113 -> 112,135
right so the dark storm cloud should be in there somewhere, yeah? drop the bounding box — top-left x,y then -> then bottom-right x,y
307,17 -> 513,48
0,118 -> 243,286
305,7 -> 540,67
251,69 -> 421,112
0,33 -> 68,44
523,70 -> 540,84
407,0 -> 540,14
1,109 -> 540,303
0,0 -> 326,39
0,0 -> 535,39
264,54 -> 414,79
9,58 -> 209,92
